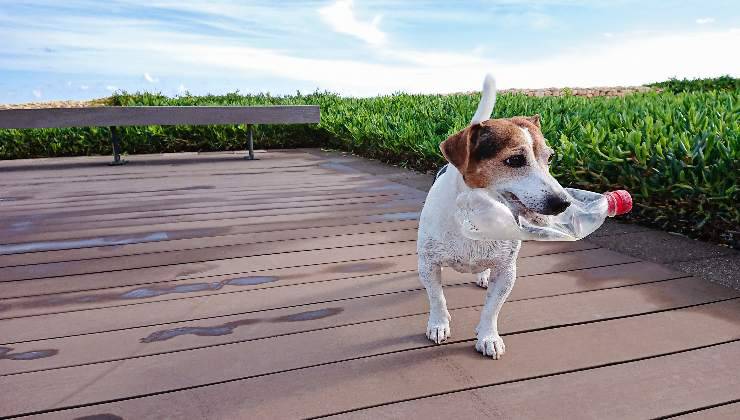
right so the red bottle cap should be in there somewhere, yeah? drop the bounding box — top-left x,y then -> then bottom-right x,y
605,190 -> 632,216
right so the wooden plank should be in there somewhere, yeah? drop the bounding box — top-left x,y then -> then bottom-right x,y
672,402 -> 740,420
0,248 -> 635,343
0,149 -> 319,172
0,219 -> 419,267
0,182 -> 415,218
0,202 -> 423,246
0,195 -> 421,241
0,159 -> 325,184
0,261 -> 683,375
0,149 -> 312,169
0,172 -> 373,203
0,163 -> 369,196
0,170 -> 375,200
0,229 -> 419,281
0,241 -> 417,302
334,341 -> 740,420
1,193 -> 416,231
4,295 -> 738,418
0,246 -> 632,307
0,230 -> 597,283
0,165 -> 332,188
0,187 -> 413,221
0,105 -> 320,129
0,241 -> 603,319
0,165 -> 371,195
0,212 -> 418,257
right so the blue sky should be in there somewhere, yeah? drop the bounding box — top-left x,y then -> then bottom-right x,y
1,0 -> 739,103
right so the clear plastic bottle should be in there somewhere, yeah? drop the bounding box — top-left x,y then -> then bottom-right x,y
455,188 -> 632,241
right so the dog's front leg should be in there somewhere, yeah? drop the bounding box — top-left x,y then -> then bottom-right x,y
418,258 -> 450,344
475,264 -> 516,359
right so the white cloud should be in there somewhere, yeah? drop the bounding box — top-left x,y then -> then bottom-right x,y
177,83 -> 187,94
32,89 -> 42,98
80,84 -> 89,90
174,28 -> 740,94
696,17 -> 715,25
143,72 -> 159,83
105,85 -> 118,91
66,80 -> 72,87
319,0 -> 386,46
0,6 -> 737,97
603,32 -> 614,38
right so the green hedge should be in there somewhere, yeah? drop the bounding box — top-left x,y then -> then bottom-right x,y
648,75 -> 739,93
1,88 -> 737,247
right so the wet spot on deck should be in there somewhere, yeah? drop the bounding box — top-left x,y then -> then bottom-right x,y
225,276 -> 277,286
120,283 -> 221,299
181,185 -> 215,191
140,307 -> 343,343
0,232 -> 169,255
140,319 -> 257,343
0,196 -> 30,202
0,346 -> 58,361
121,276 -> 277,299
272,307 -> 343,322
8,275 -> 280,312
328,261 -> 394,273
74,413 -> 124,420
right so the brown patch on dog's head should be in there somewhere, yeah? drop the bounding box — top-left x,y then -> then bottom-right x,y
509,115 -> 552,166
440,116 -> 550,188
519,114 -> 541,128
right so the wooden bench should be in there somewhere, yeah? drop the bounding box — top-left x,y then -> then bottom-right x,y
0,106 -> 321,164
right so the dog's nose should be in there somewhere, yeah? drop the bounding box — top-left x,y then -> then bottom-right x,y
543,195 -> 571,215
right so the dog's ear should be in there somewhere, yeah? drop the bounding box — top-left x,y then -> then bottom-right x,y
525,114 -> 541,128
440,125 -> 479,171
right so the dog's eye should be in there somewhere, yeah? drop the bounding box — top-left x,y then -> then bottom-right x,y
504,155 -> 527,168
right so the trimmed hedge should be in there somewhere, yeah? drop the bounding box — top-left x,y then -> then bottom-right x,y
648,75 -> 739,93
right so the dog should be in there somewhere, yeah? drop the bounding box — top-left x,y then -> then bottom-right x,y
417,74 -> 571,359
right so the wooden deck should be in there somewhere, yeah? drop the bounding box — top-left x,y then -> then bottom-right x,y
1,150 -> 738,419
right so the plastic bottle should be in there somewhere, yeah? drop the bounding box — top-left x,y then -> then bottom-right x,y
455,188 -> 632,241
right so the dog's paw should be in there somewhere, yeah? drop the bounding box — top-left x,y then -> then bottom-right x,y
475,269 -> 491,288
475,334 -> 506,359
426,312 -> 451,344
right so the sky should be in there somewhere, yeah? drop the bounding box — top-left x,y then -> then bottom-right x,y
1,0 -> 739,103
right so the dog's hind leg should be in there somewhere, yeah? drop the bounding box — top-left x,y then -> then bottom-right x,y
475,264 -> 516,359
475,269 -> 491,288
418,258 -> 451,344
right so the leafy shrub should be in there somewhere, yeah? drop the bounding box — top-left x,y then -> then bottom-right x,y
0,86 -> 737,247
649,75 -> 738,93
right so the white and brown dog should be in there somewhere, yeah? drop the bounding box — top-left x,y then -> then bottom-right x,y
417,74 -> 572,358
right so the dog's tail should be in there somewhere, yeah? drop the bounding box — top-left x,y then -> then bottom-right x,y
470,74 -> 496,125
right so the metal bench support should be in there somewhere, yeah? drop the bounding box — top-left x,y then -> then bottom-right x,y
109,126 -> 126,165
246,124 -> 255,160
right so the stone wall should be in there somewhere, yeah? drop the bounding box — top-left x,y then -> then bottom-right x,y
499,86 -> 657,97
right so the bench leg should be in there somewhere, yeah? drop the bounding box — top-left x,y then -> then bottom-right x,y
109,126 -> 127,166
245,124 -> 255,160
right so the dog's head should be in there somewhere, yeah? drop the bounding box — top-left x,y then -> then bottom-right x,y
440,115 -> 570,218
